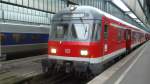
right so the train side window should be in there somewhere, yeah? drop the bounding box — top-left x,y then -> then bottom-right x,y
92,23 -> 96,40
126,31 -> 131,40
132,32 -> 136,41
122,30 -> 124,40
118,30 -> 122,41
0,33 -> 5,44
13,33 -> 26,43
13,33 -> 21,43
21,34 -> 26,41
104,25 -> 108,39
95,24 -> 100,40
92,23 -> 100,41
125,31 -> 128,40
32,34 -> 39,41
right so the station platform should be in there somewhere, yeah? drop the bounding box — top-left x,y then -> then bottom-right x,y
88,41 -> 150,84
0,55 -> 46,84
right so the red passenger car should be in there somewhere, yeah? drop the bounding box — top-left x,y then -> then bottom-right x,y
43,6 -> 148,76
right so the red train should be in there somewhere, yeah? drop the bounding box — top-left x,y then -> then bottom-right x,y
42,6 -> 150,76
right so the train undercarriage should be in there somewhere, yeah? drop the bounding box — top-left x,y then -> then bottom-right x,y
42,58 -> 109,79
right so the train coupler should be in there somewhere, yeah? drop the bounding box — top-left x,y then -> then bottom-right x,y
64,62 -> 73,73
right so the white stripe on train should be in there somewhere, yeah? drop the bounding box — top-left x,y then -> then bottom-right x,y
48,48 -> 126,64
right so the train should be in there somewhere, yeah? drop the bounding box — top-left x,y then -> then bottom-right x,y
0,23 -> 50,60
42,6 -> 150,77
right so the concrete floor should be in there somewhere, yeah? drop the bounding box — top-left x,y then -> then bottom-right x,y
104,42 -> 150,84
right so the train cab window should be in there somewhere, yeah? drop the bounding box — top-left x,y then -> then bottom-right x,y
71,23 -> 90,40
92,24 -> 96,39
92,23 -> 100,41
54,24 -> 69,39
104,25 -> 108,39
52,23 -> 90,41
71,25 -> 77,39
95,25 -> 100,40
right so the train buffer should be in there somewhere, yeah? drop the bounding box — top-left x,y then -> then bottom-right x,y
0,55 -> 47,84
88,41 -> 150,84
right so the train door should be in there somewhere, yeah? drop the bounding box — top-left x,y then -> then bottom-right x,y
125,29 -> 131,52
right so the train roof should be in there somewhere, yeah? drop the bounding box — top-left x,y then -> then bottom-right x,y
0,22 -> 50,28
0,22 -> 50,34
60,6 -> 146,33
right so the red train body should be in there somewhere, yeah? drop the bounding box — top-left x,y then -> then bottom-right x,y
43,6 -> 149,75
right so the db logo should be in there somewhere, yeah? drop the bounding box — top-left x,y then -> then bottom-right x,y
65,49 -> 71,54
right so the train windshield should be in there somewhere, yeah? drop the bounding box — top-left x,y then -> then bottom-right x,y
71,23 -> 90,40
51,22 -> 90,41
53,23 -> 69,39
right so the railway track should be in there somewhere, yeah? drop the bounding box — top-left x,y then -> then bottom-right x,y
0,52 -> 130,84
22,73 -> 87,84
37,73 -> 72,84
0,55 -> 87,84
0,54 -> 124,84
0,55 -> 47,84
47,74 -> 71,84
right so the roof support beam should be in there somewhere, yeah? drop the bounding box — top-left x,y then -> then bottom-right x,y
122,0 -> 146,24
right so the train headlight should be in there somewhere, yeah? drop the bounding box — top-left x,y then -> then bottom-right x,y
51,48 -> 57,54
70,6 -> 77,11
80,50 -> 88,56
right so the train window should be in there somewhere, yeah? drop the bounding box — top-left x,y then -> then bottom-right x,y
126,31 -> 131,40
21,34 -> 26,41
0,33 -> 5,44
104,25 -> 108,39
13,33 -> 21,43
122,30 -> 124,40
132,32 -> 136,41
54,24 -> 69,39
95,25 -> 100,40
52,23 -> 90,41
118,30 -> 122,41
71,23 -> 90,40
71,25 -> 77,39
92,23 -> 96,39
0,33 -> 3,41
92,23 -> 101,41
136,33 -> 139,41
126,32 -> 129,40
32,34 -> 39,41
12,33 -> 27,43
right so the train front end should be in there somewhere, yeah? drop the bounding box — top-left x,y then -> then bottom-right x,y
45,6 -> 103,75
